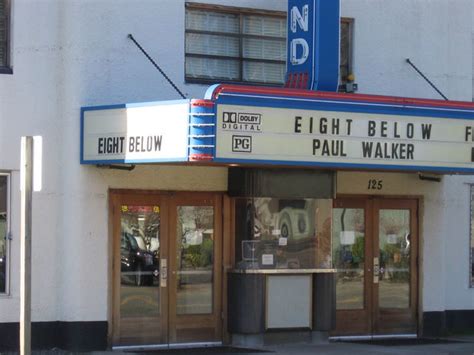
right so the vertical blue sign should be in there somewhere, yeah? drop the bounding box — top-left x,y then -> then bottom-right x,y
286,0 -> 340,91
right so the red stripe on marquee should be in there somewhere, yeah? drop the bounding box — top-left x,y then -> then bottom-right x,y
209,84 -> 474,110
190,99 -> 215,108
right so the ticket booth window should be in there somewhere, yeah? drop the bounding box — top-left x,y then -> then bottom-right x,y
234,197 -> 333,270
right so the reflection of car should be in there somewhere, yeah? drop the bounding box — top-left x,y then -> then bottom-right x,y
121,232 -> 158,286
277,206 -> 311,240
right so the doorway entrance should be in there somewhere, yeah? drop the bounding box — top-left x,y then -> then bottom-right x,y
332,197 -> 418,336
111,191 -> 223,347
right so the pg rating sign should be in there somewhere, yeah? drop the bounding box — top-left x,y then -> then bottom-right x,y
215,103 -> 474,173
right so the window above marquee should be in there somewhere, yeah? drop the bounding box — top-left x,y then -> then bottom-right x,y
185,3 -> 353,87
185,4 -> 286,85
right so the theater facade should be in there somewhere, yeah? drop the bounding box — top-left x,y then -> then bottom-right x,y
1,0 -> 474,351
78,84 -> 474,348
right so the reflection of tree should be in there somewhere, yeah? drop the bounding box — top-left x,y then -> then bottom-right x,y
351,236 -> 364,264
183,239 -> 213,268
144,213 -> 160,250
379,211 -> 410,282
178,207 -> 213,233
316,217 -> 332,268
178,207 -> 214,273
381,243 -> 409,282
334,208 -> 365,280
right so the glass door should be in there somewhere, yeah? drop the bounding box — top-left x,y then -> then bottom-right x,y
111,192 -> 223,347
332,198 -> 372,335
112,194 -> 167,345
168,194 -> 223,344
374,199 -> 418,335
332,198 -> 418,336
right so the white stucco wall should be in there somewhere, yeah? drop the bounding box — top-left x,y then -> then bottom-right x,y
342,0 -> 473,101
0,0 -> 473,325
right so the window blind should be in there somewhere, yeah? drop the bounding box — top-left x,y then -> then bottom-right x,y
185,7 -> 286,85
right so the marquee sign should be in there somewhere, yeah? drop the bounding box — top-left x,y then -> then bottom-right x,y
208,85 -> 474,174
81,101 -> 190,164
81,85 -> 474,174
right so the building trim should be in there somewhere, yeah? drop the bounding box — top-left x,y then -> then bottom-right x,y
0,321 -> 108,351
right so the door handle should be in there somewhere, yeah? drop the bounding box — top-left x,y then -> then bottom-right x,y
160,259 -> 167,287
373,257 -> 380,284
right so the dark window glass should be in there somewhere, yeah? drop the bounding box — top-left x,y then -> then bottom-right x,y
0,0 -> 10,70
0,175 -> 8,293
340,18 -> 353,84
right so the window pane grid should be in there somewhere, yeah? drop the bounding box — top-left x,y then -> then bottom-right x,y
186,9 -> 239,34
243,15 -> 286,37
243,61 -> 285,84
185,7 -> 285,85
186,8 -> 352,86
186,57 -> 240,81
186,33 -> 240,57
243,38 -> 286,61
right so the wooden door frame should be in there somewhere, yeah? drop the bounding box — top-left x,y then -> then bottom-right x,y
167,192 -> 223,344
372,198 -> 418,335
332,195 -> 420,336
110,190 -> 170,345
109,190 -> 225,346
332,197 -> 374,335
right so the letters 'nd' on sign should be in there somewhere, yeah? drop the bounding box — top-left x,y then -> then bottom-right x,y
286,0 -> 340,91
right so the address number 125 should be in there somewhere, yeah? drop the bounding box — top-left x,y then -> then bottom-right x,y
368,179 -> 383,190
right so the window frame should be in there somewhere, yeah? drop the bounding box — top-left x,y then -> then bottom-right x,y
185,2 -> 287,86
0,0 -> 12,74
339,17 -> 354,85
0,173 -> 11,295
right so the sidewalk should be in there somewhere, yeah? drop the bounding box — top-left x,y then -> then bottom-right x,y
5,337 -> 474,355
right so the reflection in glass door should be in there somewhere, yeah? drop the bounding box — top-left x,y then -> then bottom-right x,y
176,206 -> 214,316
169,198 -> 222,344
332,198 -> 418,336
375,200 -> 418,334
112,192 -> 223,347
332,199 -> 371,334
378,209 -> 411,309
118,204 -> 162,345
